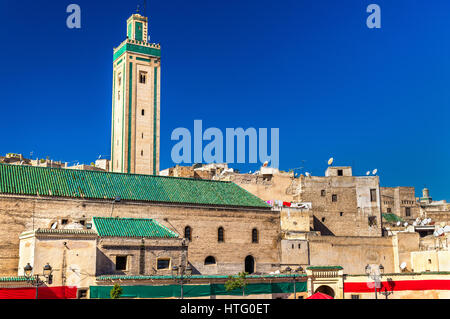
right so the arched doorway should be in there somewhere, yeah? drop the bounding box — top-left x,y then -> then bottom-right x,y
245,255 -> 255,274
314,285 -> 335,298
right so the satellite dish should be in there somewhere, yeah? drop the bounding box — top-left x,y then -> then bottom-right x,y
372,169 -> 378,175
305,172 -> 311,177
400,262 -> 407,270
403,222 -> 408,227
328,157 -> 334,166
366,171 -> 370,176
434,231 -> 439,237
51,222 -> 57,229
263,161 -> 268,167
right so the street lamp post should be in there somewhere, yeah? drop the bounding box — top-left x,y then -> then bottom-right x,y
23,263 -> 53,299
365,264 -> 384,300
171,264 -> 192,299
285,266 -> 303,299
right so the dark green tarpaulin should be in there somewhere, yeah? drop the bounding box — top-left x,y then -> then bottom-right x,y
90,282 -> 307,299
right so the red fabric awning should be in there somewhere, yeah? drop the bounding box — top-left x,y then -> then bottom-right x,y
0,286 -> 77,299
306,292 -> 334,299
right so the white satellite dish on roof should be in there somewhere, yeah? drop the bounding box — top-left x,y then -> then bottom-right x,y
396,221 -> 401,226
328,157 -> 334,166
263,161 -> 269,167
434,231 -> 439,237
305,172 -> 311,177
403,222 -> 408,227
51,222 -> 57,229
400,262 -> 407,270
366,171 -> 370,176
372,169 -> 378,175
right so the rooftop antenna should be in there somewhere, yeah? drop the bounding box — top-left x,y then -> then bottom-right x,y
144,0 -> 147,17
136,4 -> 140,13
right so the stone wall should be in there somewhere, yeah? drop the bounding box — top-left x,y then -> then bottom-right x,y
0,195 -> 280,277
296,175 -> 382,237
96,237 -> 186,276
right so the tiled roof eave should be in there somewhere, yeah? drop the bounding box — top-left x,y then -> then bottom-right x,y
0,163 -> 269,209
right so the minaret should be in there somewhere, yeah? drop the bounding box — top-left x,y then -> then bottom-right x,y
111,13 -> 160,175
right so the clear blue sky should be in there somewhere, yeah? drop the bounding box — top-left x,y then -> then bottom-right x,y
0,0 -> 449,200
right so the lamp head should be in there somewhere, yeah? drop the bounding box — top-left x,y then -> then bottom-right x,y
365,264 -> 370,275
186,265 -> 193,276
379,264 -> 385,273
43,263 -> 52,278
24,263 -> 33,278
171,265 -> 179,277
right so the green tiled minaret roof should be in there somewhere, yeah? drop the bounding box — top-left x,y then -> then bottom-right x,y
92,217 -> 178,238
0,164 -> 269,208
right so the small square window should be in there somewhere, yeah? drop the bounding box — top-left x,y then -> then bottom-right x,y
61,219 -> 68,225
368,216 -> 377,227
337,169 -> 343,176
340,212 -> 343,217
157,258 -> 170,270
332,194 -> 338,202
321,217 -> 326,222
116,256 -> 127,271
321,190 -> 326,197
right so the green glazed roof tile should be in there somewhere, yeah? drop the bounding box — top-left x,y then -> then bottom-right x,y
0,164 -> 269,209
382,213 -> 404,223
0,276 -> 30,282
93,217 -> 179,238
306,266 -> 343,270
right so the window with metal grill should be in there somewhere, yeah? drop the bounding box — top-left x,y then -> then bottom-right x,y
218,227 -> 224,242
252,228 -> 258,243
184,226 -> 191,241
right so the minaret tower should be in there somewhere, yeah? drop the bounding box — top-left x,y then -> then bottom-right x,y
111,13 -> 160,175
